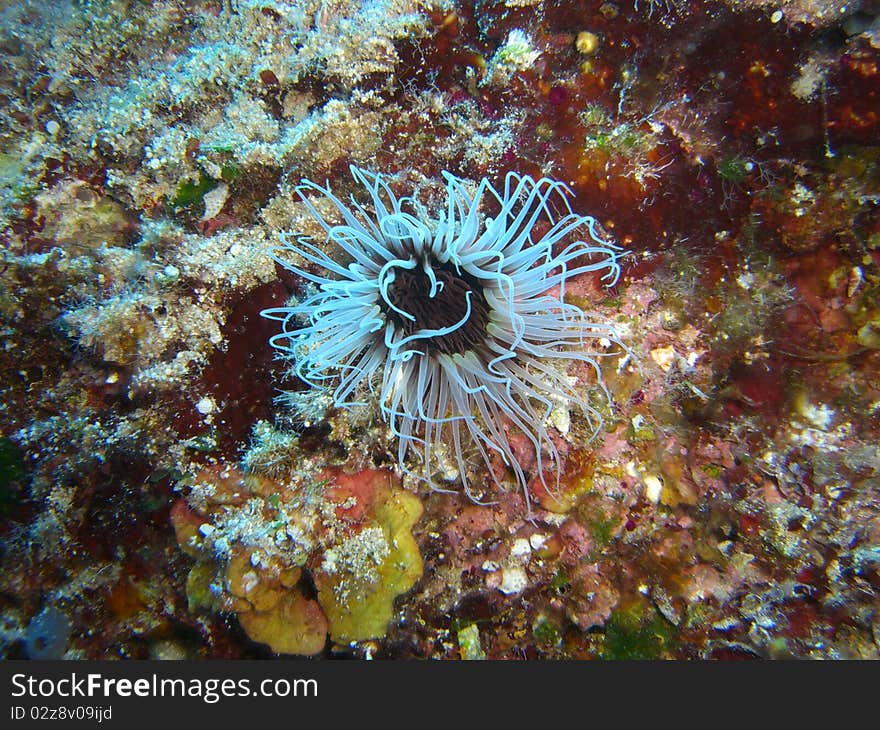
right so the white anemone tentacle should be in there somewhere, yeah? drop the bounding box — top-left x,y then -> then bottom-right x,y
263,165 -> 626,514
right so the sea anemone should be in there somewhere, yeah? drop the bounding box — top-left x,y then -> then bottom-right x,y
263,166 -> 624,509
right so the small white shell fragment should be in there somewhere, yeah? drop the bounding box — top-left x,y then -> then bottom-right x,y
196,396 -> 216,415
644,474 -> 663,503
499,566 -> 528,595
529,533 -> 547,551
511,538 -> 532,558
241,570 -> 259,594
548,400 -> 571,435
200,182 -> 229,221
650,345 -> 676,372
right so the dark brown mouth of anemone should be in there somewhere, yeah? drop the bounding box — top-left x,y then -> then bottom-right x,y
382,260 -> 490,356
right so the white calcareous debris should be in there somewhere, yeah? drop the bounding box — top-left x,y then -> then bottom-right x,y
499,566 -> 528,595
643,474 -> 663,504
650,345 -> 677,372
200,182 -> 229,221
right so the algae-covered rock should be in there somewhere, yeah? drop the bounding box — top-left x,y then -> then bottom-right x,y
35,180 -> 134,252
169,499 -> 207,558
237,590 -> 328,656
185,562 -> 219,613
457,623 -> 486,660
313,469 -> 424,643
170,463 -> 424,653
857,319 -> 880,349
